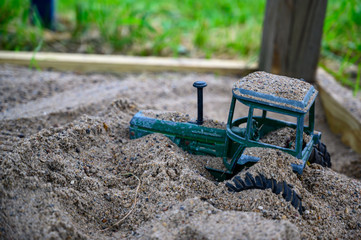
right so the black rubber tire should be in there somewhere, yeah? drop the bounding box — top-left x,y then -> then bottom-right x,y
316,142 -> 331,167
226,173 -> 304,214
308,142 -> 331,168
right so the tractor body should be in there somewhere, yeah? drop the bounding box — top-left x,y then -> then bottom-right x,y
129,72 -> 323,181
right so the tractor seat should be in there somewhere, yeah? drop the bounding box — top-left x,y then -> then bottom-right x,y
231,126 -> 246,138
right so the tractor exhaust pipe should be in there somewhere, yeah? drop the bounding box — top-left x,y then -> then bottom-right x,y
193,81 -> 207,125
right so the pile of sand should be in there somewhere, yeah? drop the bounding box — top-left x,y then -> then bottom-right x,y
1,65 -> 360,239
259,127 -> 311,150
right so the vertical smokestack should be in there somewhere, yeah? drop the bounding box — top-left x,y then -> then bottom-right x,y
193,81 -> 207,125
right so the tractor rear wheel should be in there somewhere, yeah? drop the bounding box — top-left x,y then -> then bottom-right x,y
308,142 -> 331,168
226,172 -> 304,214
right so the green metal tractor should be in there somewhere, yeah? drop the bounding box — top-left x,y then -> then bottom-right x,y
129,71 -> 331,214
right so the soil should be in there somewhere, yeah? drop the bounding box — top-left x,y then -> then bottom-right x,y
1,64 -> 361,239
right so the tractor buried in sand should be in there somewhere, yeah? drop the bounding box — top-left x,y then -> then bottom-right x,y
129,71 -> 331,214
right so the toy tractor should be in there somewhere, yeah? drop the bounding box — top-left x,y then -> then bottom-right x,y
129,71 -> 331,214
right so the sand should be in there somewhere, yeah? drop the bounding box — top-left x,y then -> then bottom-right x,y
0,64 -> 360,239
233,71 -> 314,102
233,71 -> 318,112
259,127 -> 311,150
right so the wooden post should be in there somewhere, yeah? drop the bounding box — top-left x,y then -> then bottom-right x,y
259,0 -> 327,82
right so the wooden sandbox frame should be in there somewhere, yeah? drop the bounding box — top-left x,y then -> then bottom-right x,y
0,51 -> 360,153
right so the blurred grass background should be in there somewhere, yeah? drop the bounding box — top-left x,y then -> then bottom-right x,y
0,0 -> 360,92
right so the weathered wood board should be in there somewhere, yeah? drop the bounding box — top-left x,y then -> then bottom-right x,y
0,51 -> 255,76
259,0 -> 327,83
316,68 -> 361,154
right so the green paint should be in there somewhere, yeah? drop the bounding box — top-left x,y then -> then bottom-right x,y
130,78 -> 320,181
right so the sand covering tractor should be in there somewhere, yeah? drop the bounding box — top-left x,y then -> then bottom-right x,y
129,71 -> 331,214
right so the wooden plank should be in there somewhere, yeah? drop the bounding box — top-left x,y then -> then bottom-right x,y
316,68 -> 361,154
259,0 -> 327,82
0,51 -> 256,76
258,0 -> 279,72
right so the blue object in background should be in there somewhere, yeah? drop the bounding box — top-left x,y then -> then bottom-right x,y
30,0 -> 56,30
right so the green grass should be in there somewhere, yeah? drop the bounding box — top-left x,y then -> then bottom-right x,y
0,0 -> 360,93
1,0 -> 264,59
0,0 -> 43,51
321,0 -> 361,94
